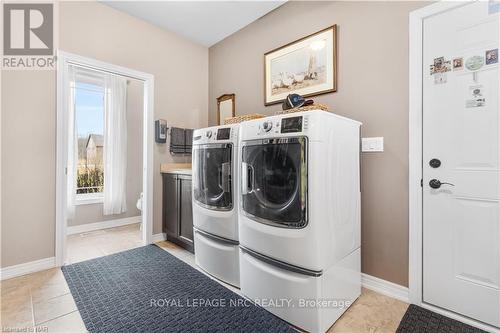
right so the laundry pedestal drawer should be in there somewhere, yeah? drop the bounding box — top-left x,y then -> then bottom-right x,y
239,247 -> 361,333
194,229 -> 240,288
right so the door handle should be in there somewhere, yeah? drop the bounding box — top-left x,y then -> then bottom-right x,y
246,165 -> 254,193
429,179 -> 455,189
221,162 -> 231,193
241,162 -> 248,195
241,163 -> 254,194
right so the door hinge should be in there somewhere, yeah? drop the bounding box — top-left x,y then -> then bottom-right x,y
420,179 -> 423,187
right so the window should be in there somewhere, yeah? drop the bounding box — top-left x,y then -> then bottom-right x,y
75,81 -> 105,203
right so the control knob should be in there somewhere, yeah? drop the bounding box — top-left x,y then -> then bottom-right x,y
206,131 -> 212,138
262,121 -> 273,132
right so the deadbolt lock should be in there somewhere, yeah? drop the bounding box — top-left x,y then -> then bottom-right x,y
429,159 -> 441,168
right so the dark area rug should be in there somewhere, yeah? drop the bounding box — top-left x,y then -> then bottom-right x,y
397,304 -> 488,333
62,244 -> 294,333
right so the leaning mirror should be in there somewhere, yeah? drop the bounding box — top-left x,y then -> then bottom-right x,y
217,94 -> 235,125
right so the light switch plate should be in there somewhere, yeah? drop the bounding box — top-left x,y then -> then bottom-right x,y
362,137 -> 384,152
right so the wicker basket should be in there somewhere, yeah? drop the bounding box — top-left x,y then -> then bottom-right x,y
224,113 -> 266,124
276,103 -> 329,115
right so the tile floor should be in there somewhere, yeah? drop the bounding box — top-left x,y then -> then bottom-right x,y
1,226 -> 408,332
66,223 -> 143,264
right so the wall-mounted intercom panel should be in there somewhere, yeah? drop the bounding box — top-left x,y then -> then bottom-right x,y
155,119 -> 167,143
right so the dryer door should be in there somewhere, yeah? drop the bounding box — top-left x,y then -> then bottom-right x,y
193,143 -> 233,210
241,137 -> 307,228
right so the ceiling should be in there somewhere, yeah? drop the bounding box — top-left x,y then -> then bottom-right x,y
102,1 -> 286,47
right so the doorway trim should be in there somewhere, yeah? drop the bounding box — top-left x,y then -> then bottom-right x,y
56,51 -> 155,267
409,2 -> 500,332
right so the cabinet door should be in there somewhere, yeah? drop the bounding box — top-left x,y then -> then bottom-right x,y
163,174 -> 179,238
179,176 -> 193,244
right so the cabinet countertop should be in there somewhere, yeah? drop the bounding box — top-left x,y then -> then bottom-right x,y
160,163 -> 192,175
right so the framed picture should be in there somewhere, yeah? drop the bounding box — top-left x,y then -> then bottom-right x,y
264,25 -> 337,106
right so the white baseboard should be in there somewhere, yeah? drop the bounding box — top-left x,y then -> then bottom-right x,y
1,257 -> 56,281
67,216 -> 141,235
152,233 -> 166,242
362,273 -> 409,303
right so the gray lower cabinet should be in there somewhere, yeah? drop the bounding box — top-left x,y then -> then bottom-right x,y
162,173 -> 194,253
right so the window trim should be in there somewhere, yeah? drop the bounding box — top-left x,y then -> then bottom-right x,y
57,50 -> 155,268
75,192 -> 104,205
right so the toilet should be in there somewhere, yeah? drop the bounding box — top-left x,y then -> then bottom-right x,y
137,192 -> 143,230
136,192 -> 143,211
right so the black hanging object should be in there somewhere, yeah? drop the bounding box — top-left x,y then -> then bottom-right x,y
282,94 -> 305,110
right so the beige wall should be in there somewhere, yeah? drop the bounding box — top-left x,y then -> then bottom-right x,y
69,79 -> 144,227
1,1 -> 208,267
209,1 -> 427,286
2,71 -> 56,268
1,1 -> 427,286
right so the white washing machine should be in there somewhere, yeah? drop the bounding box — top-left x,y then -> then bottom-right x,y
192,124 -> 240,288
238,110 -> 361,333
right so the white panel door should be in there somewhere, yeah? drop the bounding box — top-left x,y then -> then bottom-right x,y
423,1 -> 500,328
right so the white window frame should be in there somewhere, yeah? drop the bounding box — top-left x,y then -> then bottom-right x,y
73,78 -> 106,205
75,192 -> 104,205
56,51 -> 155,266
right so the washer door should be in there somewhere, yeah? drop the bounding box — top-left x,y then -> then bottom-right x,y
241,137 -> 307,228
193,144 -> 233,210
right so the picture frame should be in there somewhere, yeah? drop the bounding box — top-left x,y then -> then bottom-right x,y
264,25 -> 337,106
217,94 -> 235,125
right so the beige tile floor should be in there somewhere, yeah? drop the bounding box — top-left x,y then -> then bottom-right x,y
1,227 -> 408,333
66,223 -> 143,264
